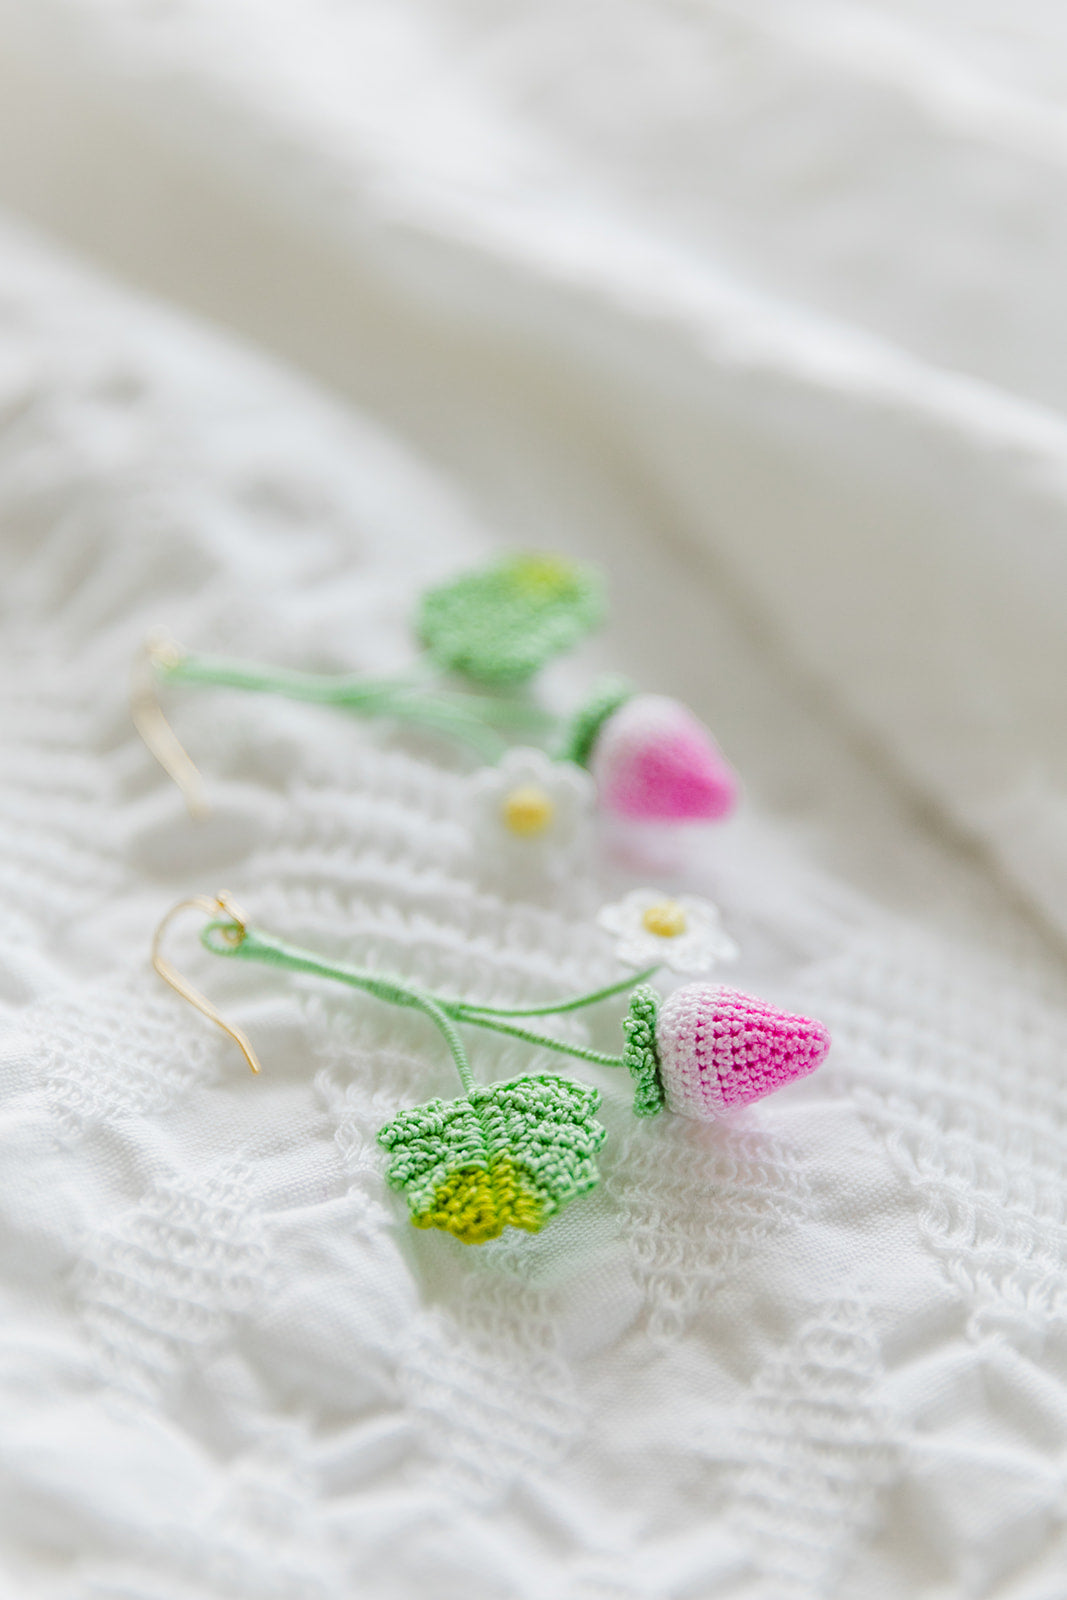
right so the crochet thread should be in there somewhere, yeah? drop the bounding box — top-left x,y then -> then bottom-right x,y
417,552 -> 605,687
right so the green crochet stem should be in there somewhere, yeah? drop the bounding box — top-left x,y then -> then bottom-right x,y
158,651 -> 555,761
459,968 -> 656,1018
446,1009 -> 624,1069
200,919 -> 651,1088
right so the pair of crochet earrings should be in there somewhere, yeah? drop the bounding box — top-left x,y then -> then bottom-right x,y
141,553 -> 831,1246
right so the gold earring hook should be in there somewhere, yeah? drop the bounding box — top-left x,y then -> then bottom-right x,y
131,632 -> 210,821
151,892 -> 261,1074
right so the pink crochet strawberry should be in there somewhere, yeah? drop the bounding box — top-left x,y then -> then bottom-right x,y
653,984 -> 829,1119
563,682 -> 739,823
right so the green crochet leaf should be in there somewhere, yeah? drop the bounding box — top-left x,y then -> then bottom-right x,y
417,553 -> 605,687
622,985 -> 665,1117
377,1075 -> 606,1244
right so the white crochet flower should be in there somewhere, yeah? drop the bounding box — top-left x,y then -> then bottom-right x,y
470,747 -> 594,870
597,888 -> 738,975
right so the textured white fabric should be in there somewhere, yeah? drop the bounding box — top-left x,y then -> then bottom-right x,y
0,6 -> 1065,1597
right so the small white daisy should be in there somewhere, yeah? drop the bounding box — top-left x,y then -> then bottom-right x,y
597,887 -> 738,975
469,747 -> 594,873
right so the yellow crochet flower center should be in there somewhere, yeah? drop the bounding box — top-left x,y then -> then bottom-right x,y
502,784 -> 555,836
642,899 -> 687,938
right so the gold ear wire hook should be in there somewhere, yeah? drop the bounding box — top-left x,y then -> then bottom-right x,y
131,632 -> 210,821
151,892 -> 261,1074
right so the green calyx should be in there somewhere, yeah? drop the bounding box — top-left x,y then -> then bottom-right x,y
417,553 -> 605,688
559,675 -> 634,767
622,986 -> 665,1117
377,1075 -> 606,1244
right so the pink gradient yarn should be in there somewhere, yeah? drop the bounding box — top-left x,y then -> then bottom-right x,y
589,694 -> 739,822
655,984 -> 830,1121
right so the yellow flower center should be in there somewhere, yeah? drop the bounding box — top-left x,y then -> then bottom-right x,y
502,784 -> 555,837
641,899 -> 687,939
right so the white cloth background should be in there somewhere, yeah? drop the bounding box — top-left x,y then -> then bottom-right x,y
0,4 -> 1066,1597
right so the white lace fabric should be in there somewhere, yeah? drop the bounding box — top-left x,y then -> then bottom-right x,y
0,7 -> 1065,1596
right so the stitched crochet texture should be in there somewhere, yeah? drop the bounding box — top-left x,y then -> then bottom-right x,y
621,985 -> 665,1117
655,985 -> 830,1120
377,1075 -> 606,1243
417,553 -> 604,687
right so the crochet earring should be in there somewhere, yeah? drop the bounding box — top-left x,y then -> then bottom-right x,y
133,552 -> 740,839
152,890 -> 830,1245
